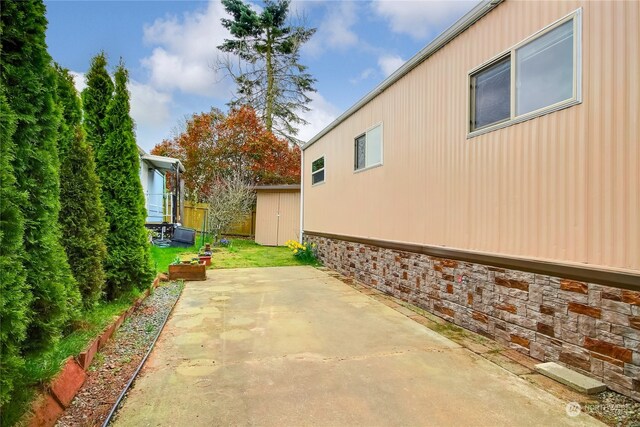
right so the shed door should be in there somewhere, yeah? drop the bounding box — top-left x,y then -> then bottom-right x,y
255,191 -> 300,246
276,192 -> 300,246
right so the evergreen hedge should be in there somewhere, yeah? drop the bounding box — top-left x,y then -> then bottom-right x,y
99,63 -> 154,298
0,0 -> 80,351
0,82 -> 29,406
55,65 -> 108,307
82,52 -> 113,154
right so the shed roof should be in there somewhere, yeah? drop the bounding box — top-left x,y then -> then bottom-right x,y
254,184 -> 301,191
302,0 -> 503,150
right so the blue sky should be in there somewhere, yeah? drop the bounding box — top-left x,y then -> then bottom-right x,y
45,0 -> 478,151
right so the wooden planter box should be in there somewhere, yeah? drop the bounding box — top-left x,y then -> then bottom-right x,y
169,262 -> 207,281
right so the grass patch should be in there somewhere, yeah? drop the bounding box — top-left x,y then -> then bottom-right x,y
150,244 -> 198,273
1,290 -> 141,426
149,238 -> 320,271
209,239 -> 320,269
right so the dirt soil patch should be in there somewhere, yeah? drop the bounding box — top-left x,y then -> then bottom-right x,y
56,282 -> 182,427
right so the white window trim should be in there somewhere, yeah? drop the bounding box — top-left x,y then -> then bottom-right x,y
354,122 -> 384,173
311,154 -> 326,186
467,8 -> 582,138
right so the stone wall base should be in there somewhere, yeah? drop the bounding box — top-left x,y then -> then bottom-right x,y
306,234 -> 640,401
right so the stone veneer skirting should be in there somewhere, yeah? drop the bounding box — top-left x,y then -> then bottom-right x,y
305,234 -> 640,401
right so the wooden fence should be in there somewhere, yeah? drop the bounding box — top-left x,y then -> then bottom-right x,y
183,201 -> 255,237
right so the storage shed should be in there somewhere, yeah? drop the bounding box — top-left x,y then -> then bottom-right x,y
255,185 -> 301,246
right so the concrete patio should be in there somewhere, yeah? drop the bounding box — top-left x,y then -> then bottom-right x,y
114,266 -> 602,426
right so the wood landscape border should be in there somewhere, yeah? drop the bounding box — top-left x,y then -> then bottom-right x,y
24,275 -> 164,427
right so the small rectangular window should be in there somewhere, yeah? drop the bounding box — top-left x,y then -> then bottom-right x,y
354,124 -> 383,171
471,57 -> 511,131
355,135 -> 366,170
311,156 -> 325,185
469,10 -> 581,135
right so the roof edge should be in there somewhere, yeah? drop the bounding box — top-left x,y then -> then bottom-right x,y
254,184 -> 301,191
302,0 -> 503,151
141,153 -> 186,173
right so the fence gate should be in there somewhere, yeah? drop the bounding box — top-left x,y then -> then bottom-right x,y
254,186 -> 300,246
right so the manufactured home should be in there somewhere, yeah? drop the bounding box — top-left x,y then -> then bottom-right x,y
302,0 -> 639,399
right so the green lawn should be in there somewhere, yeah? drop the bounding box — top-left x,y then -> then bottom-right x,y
150,243 -> 199,273
150,238 -> 319,272
1,290 -> 142,426
210,239 -> 319,269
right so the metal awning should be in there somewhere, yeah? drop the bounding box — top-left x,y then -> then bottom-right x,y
141,154 -> 185,173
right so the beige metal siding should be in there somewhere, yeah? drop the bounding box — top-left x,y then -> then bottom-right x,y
255,191 -> 301,246
303,0 -> 639,272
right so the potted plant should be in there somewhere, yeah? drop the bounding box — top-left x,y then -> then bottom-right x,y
198,245 -> 213,266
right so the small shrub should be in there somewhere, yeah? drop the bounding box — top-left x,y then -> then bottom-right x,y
219,238 -> 231,247
285,240 -> 316,263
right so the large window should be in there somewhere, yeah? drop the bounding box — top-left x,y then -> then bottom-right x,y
311,156 -> 325,185
354,124 -> 383,171
470,10 -> 581,134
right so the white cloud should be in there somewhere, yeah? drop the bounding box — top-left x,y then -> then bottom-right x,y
129,80 -> 172,127
378,54 -> 405,77
69,71 -> 87,93
373,0 -> 479,40
349,68 -> 375,84
141,0 -> 233,97
297,92 -> 340,143
289,0 -> 320,18
303,1 -> 359,57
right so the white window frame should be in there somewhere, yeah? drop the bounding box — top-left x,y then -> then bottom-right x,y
468,8 -> 582,137
354,122 -> 384,173
311,155 -> 325,186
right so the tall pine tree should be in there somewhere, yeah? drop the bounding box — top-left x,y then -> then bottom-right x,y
99,62 -> 154,298
82,52 -> 113,153
55,65 -> 108,307
219,0 -> 316,141
0,0 -> 79,350
0,81 -> 29,405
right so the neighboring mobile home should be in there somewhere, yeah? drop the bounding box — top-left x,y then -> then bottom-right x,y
138,146 -> 185,227
302,0 -> 639,399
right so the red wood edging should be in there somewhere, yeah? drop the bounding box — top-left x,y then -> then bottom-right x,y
26,275 -> 162,427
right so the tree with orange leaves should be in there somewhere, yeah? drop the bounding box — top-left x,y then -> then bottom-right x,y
151,106 -> 300,202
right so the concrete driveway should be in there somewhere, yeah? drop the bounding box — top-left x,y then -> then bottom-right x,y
114,266 -> 601,426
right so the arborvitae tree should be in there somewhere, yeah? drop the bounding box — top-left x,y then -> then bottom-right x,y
219,0 -> 316,141
55,65 -> 108,307
99,62 -> 154,298
0,82 -> 29,406
82,52 -> 113,153
0,0 -> 80,350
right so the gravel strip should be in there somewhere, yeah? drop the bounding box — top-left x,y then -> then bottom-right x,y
584,390 -> 640,427
56,281 -> 183,427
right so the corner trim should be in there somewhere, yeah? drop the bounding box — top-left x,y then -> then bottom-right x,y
304,231 -> 640,291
